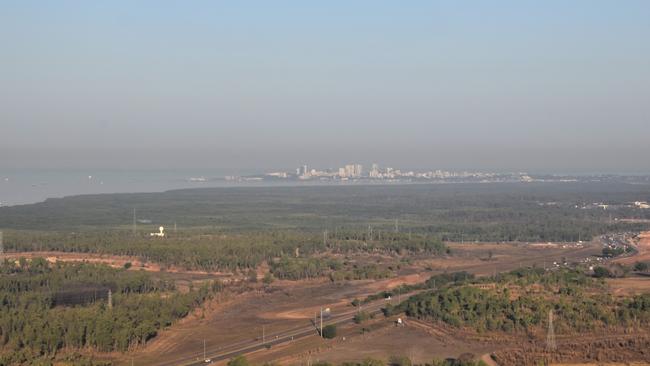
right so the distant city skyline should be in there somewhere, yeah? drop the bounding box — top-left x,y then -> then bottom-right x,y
2,146 -> 649,175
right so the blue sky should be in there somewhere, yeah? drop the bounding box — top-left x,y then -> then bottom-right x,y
1,1 -> 649,172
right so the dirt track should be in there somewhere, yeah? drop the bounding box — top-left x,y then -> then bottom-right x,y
616,232 -> 650,265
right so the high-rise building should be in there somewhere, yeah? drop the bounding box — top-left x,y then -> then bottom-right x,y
370,163 -> 380,178
354,164 -> 363,177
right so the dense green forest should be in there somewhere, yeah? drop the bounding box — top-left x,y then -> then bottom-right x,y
1,182 -> 648,275
0,259 -> 222,365
3,230 -> 446,273
386,268 -> 650,333
1,183 -> 648,242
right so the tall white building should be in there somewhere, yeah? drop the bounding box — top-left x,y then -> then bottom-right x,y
370,163 -> 380,178
342,164 -> 363,178
354,164 -> 363,177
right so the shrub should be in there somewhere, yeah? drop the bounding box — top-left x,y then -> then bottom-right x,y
634,262 -> 649,272
227,355 -> 250,366
388,355 -> 412,366
354,311 -> 371,324
321,324 -> 337,339
593,266 -> 612,278
263,272 -> 274,285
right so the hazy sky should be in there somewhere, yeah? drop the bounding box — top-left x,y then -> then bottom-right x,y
1,1 -> 649,173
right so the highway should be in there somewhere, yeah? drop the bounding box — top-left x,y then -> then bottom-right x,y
154,296 -> 400,366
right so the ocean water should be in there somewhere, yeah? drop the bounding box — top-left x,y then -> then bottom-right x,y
0,168 -> 255,206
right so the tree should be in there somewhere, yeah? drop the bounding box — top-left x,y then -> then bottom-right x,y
321,324 -> 337,339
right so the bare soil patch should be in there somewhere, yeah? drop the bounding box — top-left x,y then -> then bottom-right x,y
607,277 -> 650,296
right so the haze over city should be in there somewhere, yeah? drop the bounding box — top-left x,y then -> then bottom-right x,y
4,2 -> 650,366
2,1 -> 649,173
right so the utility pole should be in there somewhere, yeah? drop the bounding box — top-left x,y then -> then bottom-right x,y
0,231 -> 3,255
132,208 -> 137,235
323,230 -> 328,247
394,218 -> 399,233
107,289 -> 112,310
174,221 -> 177,234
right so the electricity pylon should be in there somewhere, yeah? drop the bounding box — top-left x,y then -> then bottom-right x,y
546,309 -> 557,352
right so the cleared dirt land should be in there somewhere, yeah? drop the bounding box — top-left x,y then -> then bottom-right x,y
117,241 -> 601,366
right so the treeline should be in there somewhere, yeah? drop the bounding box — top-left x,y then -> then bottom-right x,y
3,230 -> 447,273
0,259 -> 222,365
268,257 -> 393,281
364,271 -> 475,304
327,233 -> 448,256
387,268 -> 650,333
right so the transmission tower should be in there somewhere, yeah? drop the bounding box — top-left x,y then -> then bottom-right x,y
546,309 -> 557,352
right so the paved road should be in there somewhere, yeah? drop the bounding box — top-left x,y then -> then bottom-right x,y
154,297 -> 398,366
